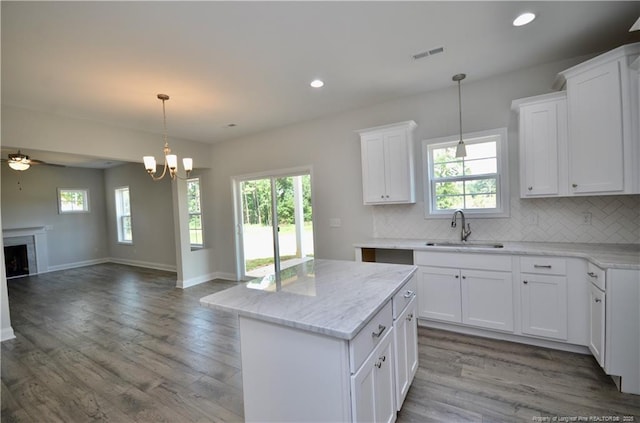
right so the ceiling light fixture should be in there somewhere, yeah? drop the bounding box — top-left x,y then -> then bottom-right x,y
7,151 -> 31,171
143,94 -> 193,181
452,73 -> 467,158
310,79 -> 324,88
513,12 -> 536,27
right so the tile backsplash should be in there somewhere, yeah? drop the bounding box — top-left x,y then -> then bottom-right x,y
372,195 -> 640,244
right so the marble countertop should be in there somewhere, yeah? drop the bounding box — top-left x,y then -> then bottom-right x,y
354,239 -> 640,270
200,259 -> 417,340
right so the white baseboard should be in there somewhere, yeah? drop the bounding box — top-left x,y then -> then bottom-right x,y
46,258 -> 110,273
1,327 -> 16,342
107,258 -> 177,273
178,271 -> 239,289
418,319 -> 591,355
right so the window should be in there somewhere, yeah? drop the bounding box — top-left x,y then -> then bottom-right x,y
187,178 -> 204,248
115,187 -> 132,243
58,188 -> 90,213
423,128 -> 509,217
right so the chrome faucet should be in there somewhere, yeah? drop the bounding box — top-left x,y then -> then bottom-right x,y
451,209 -> 472,242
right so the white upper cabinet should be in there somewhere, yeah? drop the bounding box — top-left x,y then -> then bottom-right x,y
512,92 -> 567,197
557,42 -> 640,196
358,121 -> 417,205
513,42 -> 640,197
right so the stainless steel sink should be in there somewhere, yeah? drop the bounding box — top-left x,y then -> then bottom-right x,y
425,242 -> 504,249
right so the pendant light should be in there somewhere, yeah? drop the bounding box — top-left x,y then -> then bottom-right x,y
143,94 -> 193,181
452,73 -> 467,158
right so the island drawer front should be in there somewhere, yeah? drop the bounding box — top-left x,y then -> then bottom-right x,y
393,274 -> 417,319
414,251 -> 512,271
587,262 -> 606,290
520,256 -> 567,275
350,300 -> 393,372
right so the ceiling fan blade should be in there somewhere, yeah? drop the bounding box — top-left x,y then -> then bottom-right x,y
29,159 -> 66,167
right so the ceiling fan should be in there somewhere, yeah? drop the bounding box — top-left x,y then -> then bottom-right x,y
2,150 -> 65,171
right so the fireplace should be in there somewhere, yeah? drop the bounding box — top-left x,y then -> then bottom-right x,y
4,244 -> 29,278
3,227 -> 48,277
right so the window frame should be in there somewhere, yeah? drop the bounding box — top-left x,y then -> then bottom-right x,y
58,188 -> 90,214
114,186 -> 133,244
187,177 -> 204,249
422,127 -> 510,218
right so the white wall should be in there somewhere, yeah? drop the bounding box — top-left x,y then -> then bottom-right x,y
208,55 -> 640,277
1,164 -> 109,269
104,163 -> 177,270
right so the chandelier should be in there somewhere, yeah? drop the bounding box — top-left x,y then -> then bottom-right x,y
8,151 -> 31,171
143,94 -> 193,180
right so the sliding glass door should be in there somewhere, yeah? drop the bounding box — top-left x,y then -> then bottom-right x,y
235,170 -> 314,279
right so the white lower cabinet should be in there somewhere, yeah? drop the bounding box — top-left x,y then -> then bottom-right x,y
415,252 -> 513,332
588,282 -> 606,367
394,296 -> 418,410
520,274 -> 568,340
461,269 -> 514,332
416,265 -> 462,323
351,328 -> 396,423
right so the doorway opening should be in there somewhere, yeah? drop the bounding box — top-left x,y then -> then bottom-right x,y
234,169 -> 314,279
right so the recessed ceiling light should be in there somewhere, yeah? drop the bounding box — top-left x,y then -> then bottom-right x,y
513,12 -> 536,27
310,79 -> 324,88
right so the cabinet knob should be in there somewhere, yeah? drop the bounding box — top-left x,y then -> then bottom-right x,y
406,313 -> 413,322
455,275 -> 459,279
572,183 -> 578,188
527,186 -> 533,191
385,195 -> 390,198
595,298 -> 602,303
462,275 -> 466,280
375,360 -> 382,369
380,195 -> 384,199
403,290 -> 414,298
523,280 -> 528,284
380,355 -> 386,362
587,272 -> 598,278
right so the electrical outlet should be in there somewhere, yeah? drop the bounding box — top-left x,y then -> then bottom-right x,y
582,212 -> 592,225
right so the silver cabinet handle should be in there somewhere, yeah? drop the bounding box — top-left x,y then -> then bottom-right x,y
523,280 -> 528,284
371,324 -> 386,338
595,298 -> 602,303
572,183 -> 578,188
406,313 -> 414,322
528,186 -> 533,191
455,274 -> 459,279
375,360 -> 382,369
534,265 -> 552,269
588,272 -> 598,278
403,290 -> 414,298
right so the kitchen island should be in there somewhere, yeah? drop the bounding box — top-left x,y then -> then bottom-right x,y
200,259 -> 418,422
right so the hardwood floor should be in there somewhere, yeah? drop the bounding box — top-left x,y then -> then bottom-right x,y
2,263 -> 639,422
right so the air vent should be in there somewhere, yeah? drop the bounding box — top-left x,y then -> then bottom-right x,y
412,46 -> 445,60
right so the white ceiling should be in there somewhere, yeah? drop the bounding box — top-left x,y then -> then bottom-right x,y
2,1 -> 639,148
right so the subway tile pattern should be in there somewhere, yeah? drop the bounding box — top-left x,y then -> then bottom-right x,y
372,195 -> 640,244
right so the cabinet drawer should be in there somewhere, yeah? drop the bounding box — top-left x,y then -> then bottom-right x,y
520,256 -> 567,275
393,274 -> 417,319
414,251 -> 511,271
350,300 -> 393,372
587,262 -> 606,290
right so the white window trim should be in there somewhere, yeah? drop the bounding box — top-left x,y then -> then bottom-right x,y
115,186 -> 133,245
58,188 -> 90,214
187,177 -> 204,250
422,127 -> 510,218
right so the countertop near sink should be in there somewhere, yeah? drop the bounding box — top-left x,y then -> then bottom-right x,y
354,239 -> 640,270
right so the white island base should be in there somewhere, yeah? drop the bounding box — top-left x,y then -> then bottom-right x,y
240,316 -> 355,422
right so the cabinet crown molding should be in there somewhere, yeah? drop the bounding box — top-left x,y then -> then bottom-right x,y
356,120 -> 417,136
553,42 -> 640,90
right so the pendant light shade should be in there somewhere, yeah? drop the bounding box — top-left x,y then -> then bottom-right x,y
453,73 -> 467,158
